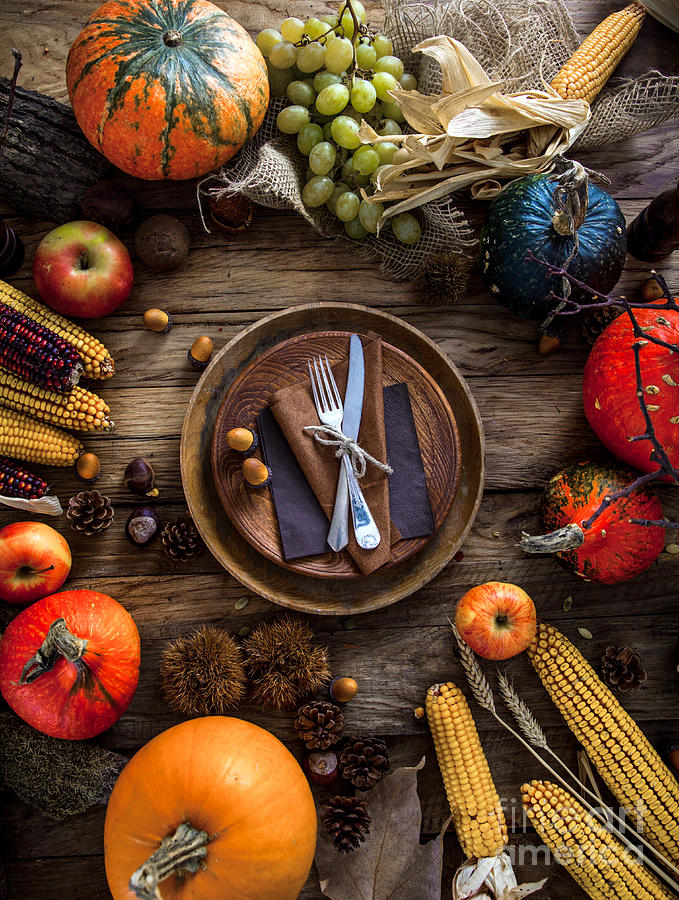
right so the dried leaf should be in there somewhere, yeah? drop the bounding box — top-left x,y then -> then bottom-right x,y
315,758 -> 446,900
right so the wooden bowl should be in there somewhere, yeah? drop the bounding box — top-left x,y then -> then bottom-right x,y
180,303 -> 485,615
211,330 -> 460,578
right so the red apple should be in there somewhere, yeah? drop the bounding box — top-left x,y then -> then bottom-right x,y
455,582 -> 537,660
32,220 -> 133,319
0,522 -> 72,606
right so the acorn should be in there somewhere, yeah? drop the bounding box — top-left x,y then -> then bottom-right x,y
226,427 -> 258,454
303,750 -> 340,786
188,336 -> 213,370
124,458 -> 158,497
242,457 -> 271,488
329,676 -> 359,704
75,452 -> 101,483
143,308 -> 173,334
125,506 -> 161,548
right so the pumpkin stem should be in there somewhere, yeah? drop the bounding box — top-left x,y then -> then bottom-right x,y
519,523 -> 585,554
129,823 -> 209,900
163,30 -> 183,47
19,617 -> 88,684
550,159 -> 589,237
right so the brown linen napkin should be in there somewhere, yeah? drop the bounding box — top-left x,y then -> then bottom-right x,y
270,333 -> 398,575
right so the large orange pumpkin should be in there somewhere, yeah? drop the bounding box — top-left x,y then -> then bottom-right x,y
104,717 -> 317,900
66,0 -> 269,180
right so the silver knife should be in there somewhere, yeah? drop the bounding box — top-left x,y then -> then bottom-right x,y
327,334 -> 381,551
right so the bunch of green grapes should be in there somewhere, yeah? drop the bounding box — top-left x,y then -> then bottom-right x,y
256,1 -> 421,245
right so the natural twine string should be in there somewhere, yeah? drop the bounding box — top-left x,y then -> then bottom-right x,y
303,425 -> 394,477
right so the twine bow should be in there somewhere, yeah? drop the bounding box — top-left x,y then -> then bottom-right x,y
303,425 -> 393,478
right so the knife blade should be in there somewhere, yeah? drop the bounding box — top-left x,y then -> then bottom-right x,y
342,333 -> 365,441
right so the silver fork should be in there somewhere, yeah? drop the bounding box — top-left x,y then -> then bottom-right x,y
308,356 -> 380,551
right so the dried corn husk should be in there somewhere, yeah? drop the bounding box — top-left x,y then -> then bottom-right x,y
364,36 -> 591,225
639,0 -> 679,32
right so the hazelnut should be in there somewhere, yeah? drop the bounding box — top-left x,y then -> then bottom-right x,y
538,333 -> 562,356
143,308 -> 172,333
188,336 -> 213,369
226,427 -> 258,454
329,676 -> 359,703
242,457 -> 271,487
75,452 -> 101,483
640,276 -> 664,302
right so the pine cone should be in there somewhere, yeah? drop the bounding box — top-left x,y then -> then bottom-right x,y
339,737 -> 389,789
601,646 -> 647,692
582,305 -> 622,344
66,490 -> 114,535
294,700 -> 344,749
161,516 -> 204,562
323,796 -> 371,853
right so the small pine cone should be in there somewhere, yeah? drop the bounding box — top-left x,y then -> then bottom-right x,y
294,700 -> 344,750
601,646 -> 647,693
323,796 -> 371,853
161,516 -> 204,562
582,305 -> 622,344
339,737 -> 389,790
66,490 -> 114,535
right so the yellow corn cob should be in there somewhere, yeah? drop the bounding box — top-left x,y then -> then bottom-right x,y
0,370 -> 114,432
550,3 -> 646,104
523,780 -> 675,900
426,682 -> 507,859
0,279 -> 114,380
528,623 -> 679,864
0,406 -> 83,466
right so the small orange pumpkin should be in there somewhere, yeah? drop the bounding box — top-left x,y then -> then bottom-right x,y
66,0 -> 269,180
104,717 -> 317,900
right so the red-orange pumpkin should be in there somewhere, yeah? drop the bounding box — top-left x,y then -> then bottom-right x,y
66,0 -> 269,180
104,717 -> 317,900
0,589 -> 140,739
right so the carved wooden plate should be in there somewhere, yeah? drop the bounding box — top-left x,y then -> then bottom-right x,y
211,331 -> 460,578
180,303 -> 485,615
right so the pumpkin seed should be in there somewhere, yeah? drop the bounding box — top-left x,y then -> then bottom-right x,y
234,597 -> 249,610
646,404 -> 661,412
645,385 -> 660,394
238,625 -> 251,637
662,374 -> 678,387
665,544 -> 679,555
562,596 -> 573,612
578,627 -> 593,640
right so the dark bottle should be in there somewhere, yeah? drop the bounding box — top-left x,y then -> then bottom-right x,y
627,181 -> 679,262
0,219 -> 25,277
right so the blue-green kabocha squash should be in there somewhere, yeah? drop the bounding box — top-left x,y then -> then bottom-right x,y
480,163 -> 626,319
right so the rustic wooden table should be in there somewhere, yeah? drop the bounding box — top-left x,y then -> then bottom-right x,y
1,2 -> 678,898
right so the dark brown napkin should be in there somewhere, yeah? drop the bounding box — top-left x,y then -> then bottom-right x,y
269,333 -> 394,575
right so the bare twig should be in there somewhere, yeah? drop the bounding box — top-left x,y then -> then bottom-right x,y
0,49 -> 23,151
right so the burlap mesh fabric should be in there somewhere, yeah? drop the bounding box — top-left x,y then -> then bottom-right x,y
210,0 -> 679,280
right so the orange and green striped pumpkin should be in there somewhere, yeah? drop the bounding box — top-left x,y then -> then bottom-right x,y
66,0 -> 269,181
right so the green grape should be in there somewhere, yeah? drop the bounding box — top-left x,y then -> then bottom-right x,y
305,166 -> 314,181
314,70 -> 341,92
327,182 -> 350,215
350,78 -> 377,114
269,40 -> 298,69
344,0 -> 367,21
266,62 -> 295,97
371,34 -> 393,58
256,28 -> 282,57
344,216 -> 368,239
309,141 -> 337,175
315,83 -> 350,115
342,105 -> 363,124
321,13 -> 339,28
325,36 -> 354,74
335,191 -> 360,222
356,41 -> 377,70
352,144 -> 380,175
297,122 -> 324,155
280,16 -> 305,43
399,72 -> 417,91
297,42 -> 326,73
302,175 -> 335,207
370,164 -> 389,185
376,118 -> 402,136
380,100 -> 405,123
358,198 -> 384,233
322,121 -> 335,141
286,80 -> 316,106
374,55 -> 404,80
277,105 -> 310,134
392,212 -> 421,244
303,18 -> 329,41
371,71 -> 398,101
392,147 -> 411,165
342,157 -> 370,186
331,115 -> 361,150
375,141 -> 398,164
365,100 -> 382,122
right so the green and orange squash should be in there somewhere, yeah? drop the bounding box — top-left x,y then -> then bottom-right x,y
520,461 -> 665,584
66,0 -> 269,180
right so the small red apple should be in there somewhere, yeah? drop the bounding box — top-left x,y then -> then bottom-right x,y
0,522 -> 72,606
32,220 -> 133,319
455,582 -> 537,660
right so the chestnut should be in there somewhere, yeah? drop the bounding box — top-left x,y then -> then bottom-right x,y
125,506 -> 161,547
303,750 -> 339,786
124,458 -> 158,497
